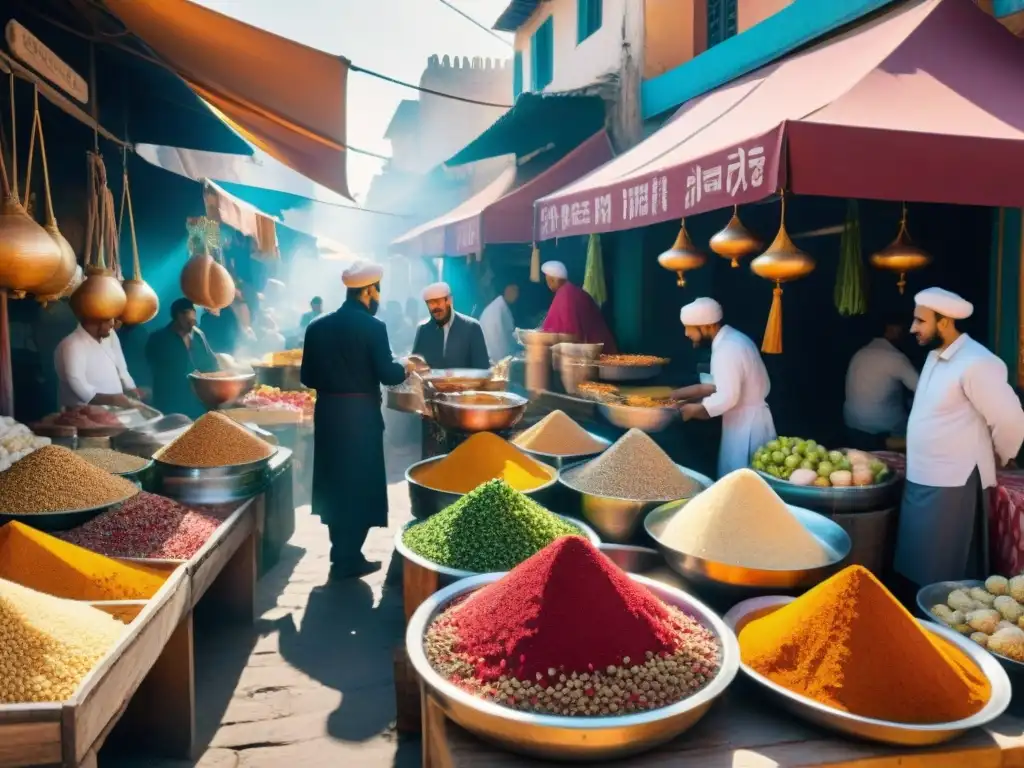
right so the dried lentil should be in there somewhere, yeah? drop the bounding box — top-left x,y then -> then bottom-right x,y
157,412 -> 274,468
402,480 -> 583,571
561,428 -> 700,501
58,492 -> 220,560
0,445 -> 139,514
512,411 -> 607,456
425,537 -> 720,717
0,577 -> 126,703
74,448 -> 149,474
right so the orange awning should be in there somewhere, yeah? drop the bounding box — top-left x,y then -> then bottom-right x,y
105,0 -> 350,199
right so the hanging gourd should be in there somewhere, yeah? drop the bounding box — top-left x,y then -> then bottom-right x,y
870,202 -> 931,295
70,153 -> 127,321
657,219 -> 705,287
750,193 -> 815,354
709,205 -> 761,268
117,162 -> 159,325
0,75 -> 62,297
22,88 -> 77,304
180,216 -> 235,310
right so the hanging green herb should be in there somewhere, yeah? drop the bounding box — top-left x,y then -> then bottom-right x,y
834,200 -> 867,316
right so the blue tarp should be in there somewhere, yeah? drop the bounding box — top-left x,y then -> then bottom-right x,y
994,0 -> 1024,17
641,0 -> 900,119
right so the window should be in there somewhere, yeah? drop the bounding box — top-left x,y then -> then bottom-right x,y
577,0 -> 602,44
530,16 -> 554,91
707,0 -> 738,48
513,51 -> 523,100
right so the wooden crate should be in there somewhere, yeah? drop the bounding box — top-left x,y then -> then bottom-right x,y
403,557 -> 441,626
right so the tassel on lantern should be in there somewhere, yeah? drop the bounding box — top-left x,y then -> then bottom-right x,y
583,233 -> 607,307
529,242 -> 541,283
762,283 -> 783,354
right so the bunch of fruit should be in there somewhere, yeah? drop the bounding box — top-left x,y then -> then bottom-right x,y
242,385 -> 316,414
750,437 -> 891,487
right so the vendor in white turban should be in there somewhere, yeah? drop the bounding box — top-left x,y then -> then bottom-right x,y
893,287 -> 1024,593
671,297 -> 776,478
300,258 -> 413,580
539,260 -> 617,351
411,279 -> 489,371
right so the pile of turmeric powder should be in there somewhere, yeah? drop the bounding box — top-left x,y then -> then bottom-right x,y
412,432 -> 551,494
738,565 -> 991,724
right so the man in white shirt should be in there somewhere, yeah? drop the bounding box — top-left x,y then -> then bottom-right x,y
671,297 -> 777,478
479,283 -> 519,363
844,315 -> 919,450
54,317 -> 140,409
894,287 -> 1024,591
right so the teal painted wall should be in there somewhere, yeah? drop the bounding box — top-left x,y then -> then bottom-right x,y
990,208 -> 1022,378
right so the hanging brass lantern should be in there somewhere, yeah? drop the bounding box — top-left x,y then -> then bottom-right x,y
118,167 -> 159,325
870,202 -> 931,295
710,205 -> 761,268
70,265 -> 127,320
71,152 -> 128,321
657,219 -> 706,287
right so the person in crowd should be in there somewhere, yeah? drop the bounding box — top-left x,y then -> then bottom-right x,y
894,287 -> 1024,591
844,314 -> 919,450
300,296 -> 324,330
145,299 -> 219,419
479,282 -> 519,363
54,315 -> 142,409
670,297 -> 776,478
411,282 -> 489,369
34,299 -> 80,413
539,260 -> 617,351
301,260 -> 414,580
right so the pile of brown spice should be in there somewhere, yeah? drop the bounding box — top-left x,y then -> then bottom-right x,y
513,411 -> 607,456
157,412 -> 274,468
74,448 -> 149,474
0,446 -> 139,514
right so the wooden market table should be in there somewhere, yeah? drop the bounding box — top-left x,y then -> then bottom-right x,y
421,688 -> 1024,768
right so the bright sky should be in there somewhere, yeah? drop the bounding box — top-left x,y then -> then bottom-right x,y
191,0 -> 514,202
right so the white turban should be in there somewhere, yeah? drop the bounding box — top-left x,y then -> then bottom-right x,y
915,287 -> 973,320
541,261 -> 568,280
421,282 -> 451,301
680,297 -> 723,327
342,260 -> 384,289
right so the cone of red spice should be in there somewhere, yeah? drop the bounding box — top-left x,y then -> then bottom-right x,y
450,537 -> 680,681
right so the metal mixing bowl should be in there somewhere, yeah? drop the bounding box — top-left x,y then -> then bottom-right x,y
724,596 -> 1011,746
188,371 -> 256,408
597,402 -> 678,433
644,502 -> 851,604
407,573 -> 739,761
428,391 -> 528,433
755,466 -> 902,514
405,455 -> 559,519
558,461 -> 712,544
419,369 -> 505,394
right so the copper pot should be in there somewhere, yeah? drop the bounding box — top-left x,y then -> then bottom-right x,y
70,266 -> 127,321
121,278 -> 160,325
34,223 -> 78,302
0,196 -> 63,295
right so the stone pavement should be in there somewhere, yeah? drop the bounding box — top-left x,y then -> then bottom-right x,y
102,437 -> 422,768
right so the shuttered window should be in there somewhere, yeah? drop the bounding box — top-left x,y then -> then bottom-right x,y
707,0 -> 739,48
577,0 -> 602,43
531,16 -> 554,91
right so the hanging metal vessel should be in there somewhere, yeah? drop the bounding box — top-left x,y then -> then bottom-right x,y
180,251 -> 214,307
870,205 -> 931,295
33,223 -> 78,303
657,221 -> 706,287
62,264 -> 84,298
710,205 -> 761,268
207,259 -> 236,310
0,195 -> 63,296
750,213 -> 815,283
70,265 -> 128,321
121,279 -> 160,325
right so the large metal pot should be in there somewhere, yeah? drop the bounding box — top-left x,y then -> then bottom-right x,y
428,391 -> 528,433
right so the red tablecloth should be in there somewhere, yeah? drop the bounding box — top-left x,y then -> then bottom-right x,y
876,451 -> 1024,576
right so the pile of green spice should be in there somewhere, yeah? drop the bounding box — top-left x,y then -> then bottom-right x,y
402,479 -> 584,572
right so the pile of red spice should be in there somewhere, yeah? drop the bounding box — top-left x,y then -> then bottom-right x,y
425,537 -> 720,717
58,492 -> 222,559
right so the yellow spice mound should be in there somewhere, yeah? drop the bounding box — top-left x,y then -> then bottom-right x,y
157,412 -> 274,467
0,522 -> 168,601
513,410 -> 607,456
0,577 -> 126,703
662,468 -> 830,569
413,432 -> 551,494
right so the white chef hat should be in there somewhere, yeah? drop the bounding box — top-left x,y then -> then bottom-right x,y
914,287 -> 973,320
342,260 -> 384,289
680,297 -> 723,327
421,282 -> 451,301
541,261 -> 568,280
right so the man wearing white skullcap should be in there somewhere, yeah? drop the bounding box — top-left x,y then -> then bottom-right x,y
892,287 -> 1024,592
671,297 -> 776,478
301,259 -> 415,580
539,261 -> 617,351
411,280 -> 489,370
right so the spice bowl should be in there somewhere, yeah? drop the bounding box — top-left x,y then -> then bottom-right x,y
516,433 -> 612,471
406,456 -> 559,520
723,596 -> 1012,746
644,502 -> 851,605
558,462 -> 712,544
407,573 -> 740,761
597,402 -> 678,433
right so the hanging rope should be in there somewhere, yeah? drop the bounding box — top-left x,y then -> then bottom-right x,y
9,74 -> 19,204
118,163 -> 142,281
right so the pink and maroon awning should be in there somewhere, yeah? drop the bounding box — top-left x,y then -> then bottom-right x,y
536,0 -> 1024,240
391,132 -> 613,257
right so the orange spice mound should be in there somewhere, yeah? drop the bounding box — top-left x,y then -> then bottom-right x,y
738,566 -> 991,724
413,432 -> 550,494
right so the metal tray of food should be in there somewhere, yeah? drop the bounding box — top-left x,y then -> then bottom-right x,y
428,391 -> 528,433
0,491 -> 138,532
149,447 -> 283,504
754,463 -> 902,514
418,368 -> 507,394
597,401 -> 678,433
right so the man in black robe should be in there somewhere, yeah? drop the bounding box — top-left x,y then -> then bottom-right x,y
145,299 -> 219,419
301,260 -> 412,580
